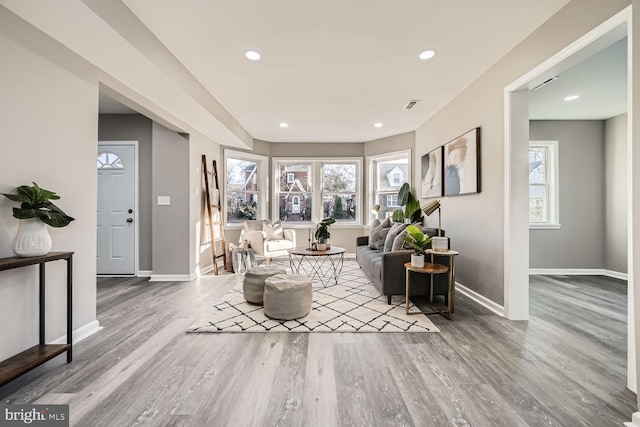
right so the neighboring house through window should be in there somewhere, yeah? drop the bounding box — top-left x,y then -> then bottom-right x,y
224,150 -> 268,225
529,141 -> 560,229
367,149 -> 411,220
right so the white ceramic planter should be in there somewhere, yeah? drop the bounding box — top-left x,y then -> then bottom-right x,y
411,254 -> 424,268
12,218 -> 52,257
316,243 -> 327,251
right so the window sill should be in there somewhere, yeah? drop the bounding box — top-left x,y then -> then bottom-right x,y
529,223 -> 561,230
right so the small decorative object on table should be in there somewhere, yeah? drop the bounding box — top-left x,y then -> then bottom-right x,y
403,225 -> 431,268
2,182 -> 75,257
314,217 -> 335,251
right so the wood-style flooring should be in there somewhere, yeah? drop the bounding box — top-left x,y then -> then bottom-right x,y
0,270 -> 635,426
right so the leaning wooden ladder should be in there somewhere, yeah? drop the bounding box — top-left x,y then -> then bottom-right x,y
202,155 -> 227,275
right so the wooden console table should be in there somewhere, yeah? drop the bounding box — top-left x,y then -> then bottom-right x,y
0,252 -> 73,386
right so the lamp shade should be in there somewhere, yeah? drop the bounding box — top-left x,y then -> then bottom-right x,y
371,204 -> 381,214
422,199 -> 440,216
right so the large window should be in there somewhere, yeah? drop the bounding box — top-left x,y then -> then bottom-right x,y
224,150 -> 268,225
367,150 -> 411,221
274,158 -> 362,225
529,141 -> 559,228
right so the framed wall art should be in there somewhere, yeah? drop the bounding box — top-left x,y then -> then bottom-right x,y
421,146 -> 443,198
443,127 -> 481,196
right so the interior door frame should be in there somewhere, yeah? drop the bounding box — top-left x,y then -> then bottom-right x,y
98,141 -> 140,276
503,7 -> 633,387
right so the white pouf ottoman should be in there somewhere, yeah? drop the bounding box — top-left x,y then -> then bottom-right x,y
243,266 -> 287,305
263,274 -> 313,320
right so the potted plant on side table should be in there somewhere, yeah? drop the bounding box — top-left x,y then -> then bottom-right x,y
314,217 -> 335,251
2,182 -> 75,257
403,224 -> 431,267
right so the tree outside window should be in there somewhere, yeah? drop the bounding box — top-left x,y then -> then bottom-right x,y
226,158 -> 259,223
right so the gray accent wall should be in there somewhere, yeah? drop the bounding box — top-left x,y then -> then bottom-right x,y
529,120 -> 605,269
152,122 -> 191,275
604,114 -> 628,274
98,114 -> 153,271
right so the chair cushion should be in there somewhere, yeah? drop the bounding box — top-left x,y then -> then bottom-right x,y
265,238 -> 294,252
263,220 -> 284,240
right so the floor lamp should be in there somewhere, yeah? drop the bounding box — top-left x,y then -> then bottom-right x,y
371,204 -> 380,224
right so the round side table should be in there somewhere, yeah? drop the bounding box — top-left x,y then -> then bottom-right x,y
427,249 -> 459,317
404,261 -> 449,317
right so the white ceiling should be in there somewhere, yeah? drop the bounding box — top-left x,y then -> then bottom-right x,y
118,0 -> 572,142
529,37 -> 627,120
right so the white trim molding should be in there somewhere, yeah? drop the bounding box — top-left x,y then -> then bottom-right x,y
52,320 -> 101,345
149,274 -> 192,282
529,268 -> 628,281
137,270 -> 153,278
624,412 -> 640,427
456,282 -> 505,317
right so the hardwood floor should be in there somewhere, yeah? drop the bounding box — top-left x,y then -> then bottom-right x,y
0,270 -> 635,426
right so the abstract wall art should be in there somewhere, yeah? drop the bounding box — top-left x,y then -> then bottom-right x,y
421,146 -> 443,198
443,127 -> 480,196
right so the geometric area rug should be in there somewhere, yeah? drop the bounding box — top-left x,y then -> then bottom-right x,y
186,260 -> 439,333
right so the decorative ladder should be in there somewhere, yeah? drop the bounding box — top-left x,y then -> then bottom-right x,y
202,155 -> 227,275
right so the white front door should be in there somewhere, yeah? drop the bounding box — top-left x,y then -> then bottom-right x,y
97,144 -> 136,275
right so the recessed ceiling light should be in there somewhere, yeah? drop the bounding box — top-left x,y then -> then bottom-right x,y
279,122 -> 289,128
374,123 -> 384,128
419,50 -> 437,60
564,95 -> 579,101
245,50 -> 261,61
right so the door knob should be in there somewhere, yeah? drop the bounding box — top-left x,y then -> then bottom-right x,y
128,209 -> 133,214
126,218 -> 133,223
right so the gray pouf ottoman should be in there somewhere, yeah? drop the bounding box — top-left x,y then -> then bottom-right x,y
263,274 -> 313,320
243,266 -> 287,305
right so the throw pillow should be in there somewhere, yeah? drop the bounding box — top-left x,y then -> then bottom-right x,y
243,220 -> 263,233
383,222 -> 407,252
263,220 -> 284,240
368,218 -> 381,244
369,218 -> 392,250
392,229 -> 411,252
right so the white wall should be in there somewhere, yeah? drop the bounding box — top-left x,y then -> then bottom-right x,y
0,9 -> 99,360
604,113 -> 628,274
415,0 -> 631,306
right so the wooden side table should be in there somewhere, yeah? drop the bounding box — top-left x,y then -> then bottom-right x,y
427,249 -> 459,317
404,261 -> 449,317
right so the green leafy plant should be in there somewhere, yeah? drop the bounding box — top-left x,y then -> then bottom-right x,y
2,182 -> 75,227
315,217 -> 336,243
392,183 -> 423,223
403,224 -> 431,255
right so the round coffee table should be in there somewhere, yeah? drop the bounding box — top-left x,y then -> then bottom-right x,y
288,246 -> 345,287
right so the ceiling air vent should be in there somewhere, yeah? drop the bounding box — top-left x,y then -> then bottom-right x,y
531,76 -> 559,91
403,100 -> 420,110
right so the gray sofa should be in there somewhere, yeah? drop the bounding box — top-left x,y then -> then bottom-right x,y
356,227 -> 449,304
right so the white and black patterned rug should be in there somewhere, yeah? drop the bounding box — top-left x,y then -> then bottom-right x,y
186,260 -> 439,333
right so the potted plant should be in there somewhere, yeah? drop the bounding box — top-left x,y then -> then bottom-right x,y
314,217 -> 335,250
403,224 -> 431,267
2,182 -> 75,257
392,183 -> 423,224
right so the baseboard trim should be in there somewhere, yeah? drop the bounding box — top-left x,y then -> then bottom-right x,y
137,270 -> 152,278
624,412 -> 640,427
149,274 -> 192,282
51,320 -> 101,345
456,282 -> 504,317
529,268 -> 628,281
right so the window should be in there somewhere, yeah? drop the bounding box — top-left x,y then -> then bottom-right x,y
529,141 -> 559,229
273,158 -> 362,225
97,152 -> 124,169
367,150 -> 411,220
224,150 -> 268,225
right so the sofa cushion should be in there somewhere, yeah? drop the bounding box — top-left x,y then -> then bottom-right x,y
368,218 -> 381,244
383,222 -> 407,252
